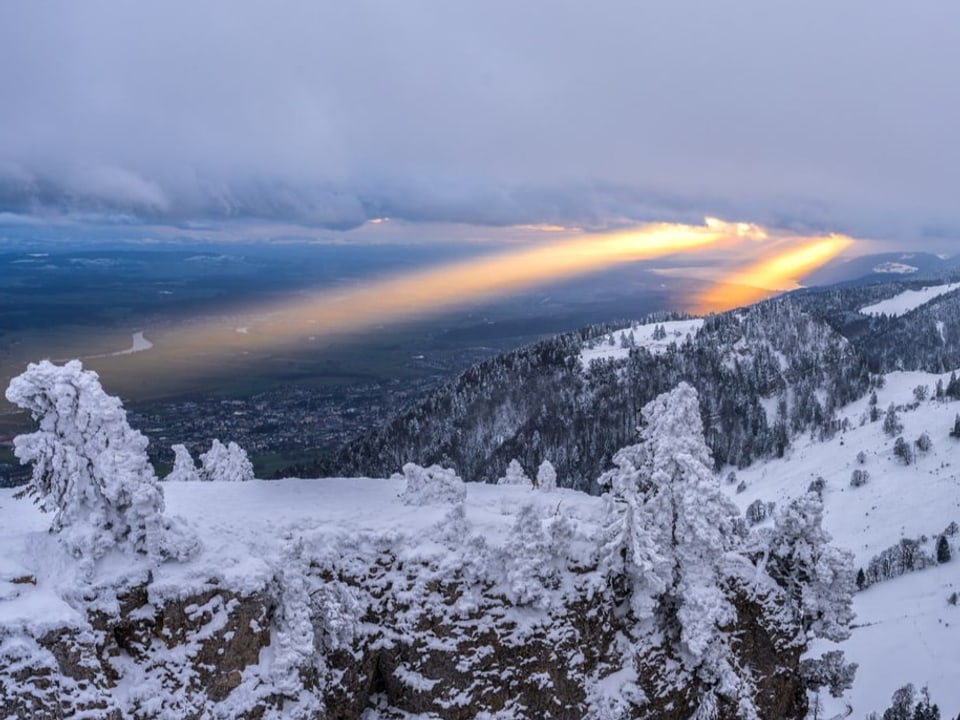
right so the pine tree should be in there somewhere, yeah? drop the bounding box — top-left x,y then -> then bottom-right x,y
950,414 -> 960,439
937,535 -> 951,564
856,567 -> 866,590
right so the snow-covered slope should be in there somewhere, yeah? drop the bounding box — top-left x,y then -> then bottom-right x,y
579,318 -> 703,366
860,281 -> 960,317
727,369 -> 960,717
0,478 -> 602,632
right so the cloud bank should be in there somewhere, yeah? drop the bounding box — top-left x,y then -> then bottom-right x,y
1,1 -> 958,246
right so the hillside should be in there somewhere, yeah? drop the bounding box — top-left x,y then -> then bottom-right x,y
728,368 -> 960,717
322,299 -> 869,491
6,280 -> 960,717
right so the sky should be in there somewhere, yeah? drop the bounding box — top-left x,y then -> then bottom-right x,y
1,2 -> 959,253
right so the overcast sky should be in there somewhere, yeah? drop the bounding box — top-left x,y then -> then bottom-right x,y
1,2 -> 958,251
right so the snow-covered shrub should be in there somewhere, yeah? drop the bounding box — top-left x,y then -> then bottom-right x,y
535,459 -> 557,491
850,468 -> 869,488
199,439 -> 255,481
166,444 -> 200,482
883,404 -> 903,437
807,476 -> 826,497
915,431 -> 932,453
397,463 -> 466,505
746,499 -> 768,525
856,450 -> 867,465
4,359 -> 196,563
497,458 -> 530,486
893,435 -> 913,465
862,537 -> 935,587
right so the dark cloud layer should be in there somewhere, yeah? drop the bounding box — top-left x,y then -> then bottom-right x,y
1,2 -> 959,246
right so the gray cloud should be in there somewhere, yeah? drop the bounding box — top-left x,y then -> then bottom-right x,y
1,1 -> 959,247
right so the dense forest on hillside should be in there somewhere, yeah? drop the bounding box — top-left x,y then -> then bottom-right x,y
306,298 -> 869,491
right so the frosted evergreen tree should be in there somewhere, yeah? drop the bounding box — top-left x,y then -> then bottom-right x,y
166,444 -> 200,482
599,383 -> 755,716
535,459 -> 557,491
762,492 -> 856,642
199,439 -> 255,482
937,534 -> 951,563
5,360 -> 196,563
503,503 -> 554,608
497,458 -> 531,486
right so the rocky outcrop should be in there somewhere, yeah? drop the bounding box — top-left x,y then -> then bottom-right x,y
0,553 -> 807,719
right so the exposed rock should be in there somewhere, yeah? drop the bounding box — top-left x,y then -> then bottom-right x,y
1,554 -> 806,719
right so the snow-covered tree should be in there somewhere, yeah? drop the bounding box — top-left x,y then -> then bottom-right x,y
5,360 -> 195,562
535,459 -> 557,491
893,435 -> 913,465
397,463 -> 466,505
502,503 -> 555,608
497,458 -> 531,486
937,534 -> 951,564
166,444 -> 200,482
599,383 -> 752,714
762,492 -> 856,642
199,439 -> 255,482
883,403 -> 903,437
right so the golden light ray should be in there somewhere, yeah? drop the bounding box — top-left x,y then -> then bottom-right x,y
0,218 -> 860,405
148,218 -> 757,359
691,234 -> 854,314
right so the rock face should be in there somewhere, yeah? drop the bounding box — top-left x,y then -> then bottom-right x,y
0,553 -> 806,720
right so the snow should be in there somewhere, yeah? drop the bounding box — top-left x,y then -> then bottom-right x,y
812,561 -> 960,718
0,476 -> 605,638
579,318 -> 703,366
873,261 -> 919,275
727,369 -> 960,716
859,281 -> 960,317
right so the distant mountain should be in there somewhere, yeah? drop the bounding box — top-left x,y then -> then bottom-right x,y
802,251 -> 959,288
